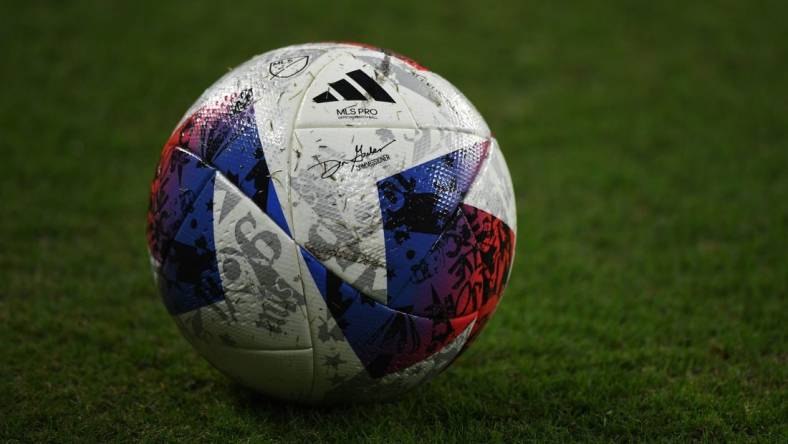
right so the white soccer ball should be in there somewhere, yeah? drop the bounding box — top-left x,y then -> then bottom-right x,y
147,42 -> 517,403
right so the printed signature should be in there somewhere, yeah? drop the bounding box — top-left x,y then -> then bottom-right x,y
307,140 -> 395,179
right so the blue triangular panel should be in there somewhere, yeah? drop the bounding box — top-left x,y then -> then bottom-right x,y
377,142 -> 489,309
158,174 -> 225,315
176,88 -> 291,237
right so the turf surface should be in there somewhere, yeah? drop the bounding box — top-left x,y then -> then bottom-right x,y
1,1 -> 786,442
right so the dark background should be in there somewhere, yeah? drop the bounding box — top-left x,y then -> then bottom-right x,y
1,1 -> 786,441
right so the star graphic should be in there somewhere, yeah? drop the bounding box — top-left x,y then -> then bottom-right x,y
323,353 -> 346,369
318,321 -> 343,342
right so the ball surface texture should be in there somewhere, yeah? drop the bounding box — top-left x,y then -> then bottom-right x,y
147,42 -> 517,403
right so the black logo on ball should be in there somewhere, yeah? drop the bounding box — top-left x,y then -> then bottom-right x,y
313,69 -> 396,103
269,56 -> 309,78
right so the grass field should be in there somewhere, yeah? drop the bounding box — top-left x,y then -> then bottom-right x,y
1,1 -> 786,442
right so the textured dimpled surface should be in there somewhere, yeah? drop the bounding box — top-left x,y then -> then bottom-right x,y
147,43 -> 517,403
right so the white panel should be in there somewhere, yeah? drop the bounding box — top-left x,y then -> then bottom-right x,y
249,47 -> 336,230
187,338 -> 314,402
174,174 -> 312,351
355,52 -> 491,137
296,52 -> 416,129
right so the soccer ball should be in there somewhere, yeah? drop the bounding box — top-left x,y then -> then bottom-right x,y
147,43 -> 517,403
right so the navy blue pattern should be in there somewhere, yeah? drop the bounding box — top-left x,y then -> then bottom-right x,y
147,148 -> 215,263
377,142 -> 488,310
158,174 -> 225,315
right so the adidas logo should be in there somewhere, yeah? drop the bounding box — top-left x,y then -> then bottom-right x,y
313,69 -> 396,103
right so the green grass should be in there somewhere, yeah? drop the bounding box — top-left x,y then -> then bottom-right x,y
1,0 -> 786,442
